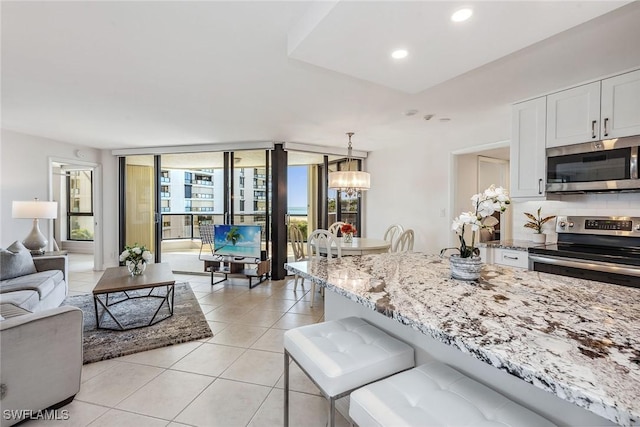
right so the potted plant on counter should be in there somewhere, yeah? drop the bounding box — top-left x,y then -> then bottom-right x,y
524,207 -> 556,244
441,185 -> 510,280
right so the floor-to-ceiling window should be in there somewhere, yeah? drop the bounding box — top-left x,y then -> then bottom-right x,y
120,150 -> 272,274
117,143 -> 366,276
231,150 -> 270,256
158,152 -> 225,273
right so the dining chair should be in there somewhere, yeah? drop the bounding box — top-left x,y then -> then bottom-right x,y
328,221 -> 346,236
307,229 -> 342,307
198,223 -> 215,260
393,229 -> 414,252
289,224 -> 306,291
383,224 -> 405,252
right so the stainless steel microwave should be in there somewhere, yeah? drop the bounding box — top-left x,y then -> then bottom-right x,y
546,136 -> 639,193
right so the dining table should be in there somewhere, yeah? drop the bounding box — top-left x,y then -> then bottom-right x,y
312,237 -> 391,256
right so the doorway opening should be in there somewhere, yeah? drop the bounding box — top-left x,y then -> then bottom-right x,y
451,142 -> 511,248
49,158 -> 103,272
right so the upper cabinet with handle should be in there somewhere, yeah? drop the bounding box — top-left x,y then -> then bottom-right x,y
600,69 -> 640,139
546,81 -> 601,148
510,97 -> 547,199
546,69 -> 640,148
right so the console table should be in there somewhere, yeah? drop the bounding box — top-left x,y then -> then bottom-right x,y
202,255 -> 270,288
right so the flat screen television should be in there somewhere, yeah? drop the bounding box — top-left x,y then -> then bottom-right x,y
213,224 -> 262,259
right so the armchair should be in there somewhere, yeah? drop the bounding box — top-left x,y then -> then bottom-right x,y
0,306 -> 83,427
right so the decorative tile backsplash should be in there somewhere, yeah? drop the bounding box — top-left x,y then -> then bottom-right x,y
511,193 -> 640,242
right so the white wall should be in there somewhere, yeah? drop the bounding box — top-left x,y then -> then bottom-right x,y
365,142 -> 453,253
0,129 -> 119,268
365,137 -> 640,254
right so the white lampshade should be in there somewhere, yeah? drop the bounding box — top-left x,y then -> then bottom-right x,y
12,200 -> 58,219
328,171 -> 371,191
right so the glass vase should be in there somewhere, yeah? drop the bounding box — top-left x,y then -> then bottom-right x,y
449,254 -> 482,281
343,233 -> 353,243
127,260 -> 146,276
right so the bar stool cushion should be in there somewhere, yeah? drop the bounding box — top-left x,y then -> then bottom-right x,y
350,360 -> 556,427
284,317 -> 414,397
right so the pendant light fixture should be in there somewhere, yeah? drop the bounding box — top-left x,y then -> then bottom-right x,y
328,132 -> 370,197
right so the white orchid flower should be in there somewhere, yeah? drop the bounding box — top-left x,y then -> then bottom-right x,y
142,251 -> 153,262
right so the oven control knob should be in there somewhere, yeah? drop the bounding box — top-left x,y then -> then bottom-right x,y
558,221 -> 566,228
568,222 -> 574,228
636,225 -> 640,232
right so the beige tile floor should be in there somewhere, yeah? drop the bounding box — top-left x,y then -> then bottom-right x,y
25,254 -> 349,427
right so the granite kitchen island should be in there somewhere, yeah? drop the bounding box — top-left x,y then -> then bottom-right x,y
285,252 -> 640,426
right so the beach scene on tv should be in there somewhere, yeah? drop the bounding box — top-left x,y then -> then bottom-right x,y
213,224 -> 262,259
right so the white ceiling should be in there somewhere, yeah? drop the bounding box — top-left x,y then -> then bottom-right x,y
2,1 -> 639,152
288,1 -> 626,93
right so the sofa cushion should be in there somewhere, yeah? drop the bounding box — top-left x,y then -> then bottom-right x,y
0,290 -> 39,312
0,241 -> 37,281
0,270 -> 63,300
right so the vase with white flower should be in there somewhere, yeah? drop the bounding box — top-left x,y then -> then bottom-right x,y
120,243 -> 154,276
440,185 -> 511,280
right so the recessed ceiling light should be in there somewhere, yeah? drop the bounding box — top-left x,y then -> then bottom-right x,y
391,49 -> 408,59
451,8 -> 473,22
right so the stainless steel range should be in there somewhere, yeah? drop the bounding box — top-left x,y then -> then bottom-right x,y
528,216 -> 640,288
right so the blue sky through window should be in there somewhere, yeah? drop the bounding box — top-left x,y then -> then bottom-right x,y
288,166 -> 307,214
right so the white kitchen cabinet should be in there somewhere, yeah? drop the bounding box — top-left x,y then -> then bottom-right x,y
546,69 -> 640,147
494,249 -> 529,269
600,69 -> 640,139
510,97 -> 547,199
480,246 -> 529,269
546,81 -> 601,148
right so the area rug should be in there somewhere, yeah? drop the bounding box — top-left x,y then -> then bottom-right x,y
63,282 -> 213,364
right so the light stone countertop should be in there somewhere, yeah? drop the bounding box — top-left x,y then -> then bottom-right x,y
285,253 -> 640,426
478,239 -> 548,251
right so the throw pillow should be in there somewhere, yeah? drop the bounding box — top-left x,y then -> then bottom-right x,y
0,241 -> 37,281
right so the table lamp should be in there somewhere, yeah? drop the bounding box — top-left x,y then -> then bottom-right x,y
12,198 -> 58,254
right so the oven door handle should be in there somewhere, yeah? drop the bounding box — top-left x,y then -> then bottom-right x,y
529,255 -> 640,278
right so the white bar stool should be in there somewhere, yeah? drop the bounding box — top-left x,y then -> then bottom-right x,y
283,317 -> 415,427
350,360 -> 557,427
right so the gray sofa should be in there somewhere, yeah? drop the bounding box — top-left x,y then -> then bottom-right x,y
0,241 -> 69,312
0,241 -> 82,427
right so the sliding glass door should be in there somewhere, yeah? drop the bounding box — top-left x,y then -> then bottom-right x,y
118,144 -> 364,277
120,150 -> 272,274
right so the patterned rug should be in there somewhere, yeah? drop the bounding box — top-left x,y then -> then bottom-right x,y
63,282 -> 212,364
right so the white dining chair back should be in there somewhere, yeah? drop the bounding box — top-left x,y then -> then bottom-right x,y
393,229 -> 415,252
328,221 -> 346,236
383,224 -> 404,252
198,223 -> 215,260
307,229 -> 341,307
289,225 -> 306,290
307,229 -> 342,259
